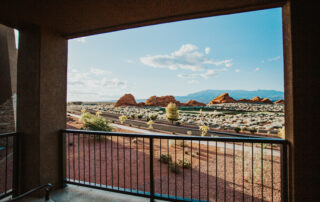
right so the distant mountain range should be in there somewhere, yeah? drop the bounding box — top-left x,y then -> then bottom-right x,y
137,89 -> 284,104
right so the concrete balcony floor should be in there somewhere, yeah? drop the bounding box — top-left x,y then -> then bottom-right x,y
14,184 -> 155,202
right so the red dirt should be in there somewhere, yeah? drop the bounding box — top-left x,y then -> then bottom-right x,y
66,117 -> 282,201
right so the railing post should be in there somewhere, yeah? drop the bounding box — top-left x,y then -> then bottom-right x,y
12,132 -> 20,197
149,137 -> 154,202
61,131 -> 67,188
281,142 -> 288,202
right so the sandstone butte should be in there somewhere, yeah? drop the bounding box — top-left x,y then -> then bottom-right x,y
114,94 -> 137,107
261,98 -> 273,104
251,96 -> 263,103
145,95 -> 181,107
183,100 -> 206,106
237,98 -> 253,103
274,99 -> 285,104
208,93 -> 236,104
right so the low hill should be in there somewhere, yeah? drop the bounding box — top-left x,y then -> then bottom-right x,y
175,89 -> 284,104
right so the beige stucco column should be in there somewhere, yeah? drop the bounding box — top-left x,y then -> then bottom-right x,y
16,26 -> 67,193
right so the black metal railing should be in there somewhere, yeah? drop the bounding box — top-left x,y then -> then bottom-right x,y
62,129 -> 288,202
0,132 -> 16,200
8,183 -> 52,201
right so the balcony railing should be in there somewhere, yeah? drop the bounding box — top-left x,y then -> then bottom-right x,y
62,129 -> 288,202
0,132 -> 16,200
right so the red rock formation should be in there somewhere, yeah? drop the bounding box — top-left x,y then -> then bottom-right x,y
237,99 -> 253,103
209,93 -> 236,104
261,98 -> 273,104
274,99 -> 285,104
251,96 -> 263,103
114,94 -> 137,107
145,95 -> 181,107
184,100 -> 206,106
137,102 -> 146,107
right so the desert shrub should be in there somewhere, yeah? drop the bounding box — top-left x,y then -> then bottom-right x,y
169,162 -> 180,174
176,140 -> 190,147
175,121 -> 181,126
80,112 -> 94,124
178,159 -> 191,169
166,103 -> 179,124
80,112 -> 112,131
146,117 -> 150,121
184,150 -> 189,155
137,114 -> 143,119
249,128 -> 257,134
234,127 -> 241,133
149,114 -> 158,121
160,154 -> 172,164
130,114 -> 136,119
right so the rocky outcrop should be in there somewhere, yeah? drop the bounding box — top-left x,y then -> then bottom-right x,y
261,98 -> 273,104
145,95 -> 181,107
183,100 -> 206,106
237,99 -> 253,103
137,102 -> 146,107
209,93 -> 236,104
274,99 -> 285,104
251,96 -> 263,103
114,94 -> 137,107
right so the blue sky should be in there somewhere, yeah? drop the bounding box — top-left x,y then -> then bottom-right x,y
67,8 -> 283,102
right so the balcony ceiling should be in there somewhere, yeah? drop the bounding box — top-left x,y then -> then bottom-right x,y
0,0 -> 284,38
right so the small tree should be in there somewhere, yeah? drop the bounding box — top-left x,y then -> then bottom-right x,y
119,115 -> 127,124
199,125 -> 209,136
166,102 -> 179,124
147,120 -> 154,129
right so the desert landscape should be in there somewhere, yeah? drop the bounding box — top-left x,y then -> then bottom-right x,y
65,92 -> 285,201
66,115 -> 282,202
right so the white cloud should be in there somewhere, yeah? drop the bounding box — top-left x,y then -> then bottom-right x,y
254,67 -> 260,72
213,59 -> 233,67
67,68 -> 127,101
188,80 -> 199,84
76,37 -> 86,43
235,69 -> 240,73
177,73 -> 198,79
140,44 -> 232,71
200,69 -> 217,78
268,56 -> 281,62
205,47 -> 210,55
90,67 -> 112,75
14,29 -> 19,49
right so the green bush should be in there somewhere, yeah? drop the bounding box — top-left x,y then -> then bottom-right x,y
234,127 -> 241,133
169,162 -> 180,174
160,154 -> 172,164
178,159 -> 191,169
149,114 -> 158,121
80,112 -> 113,131
250,128 -> 257,134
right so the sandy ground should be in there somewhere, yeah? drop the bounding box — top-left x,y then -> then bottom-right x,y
66,116 -> 282,202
